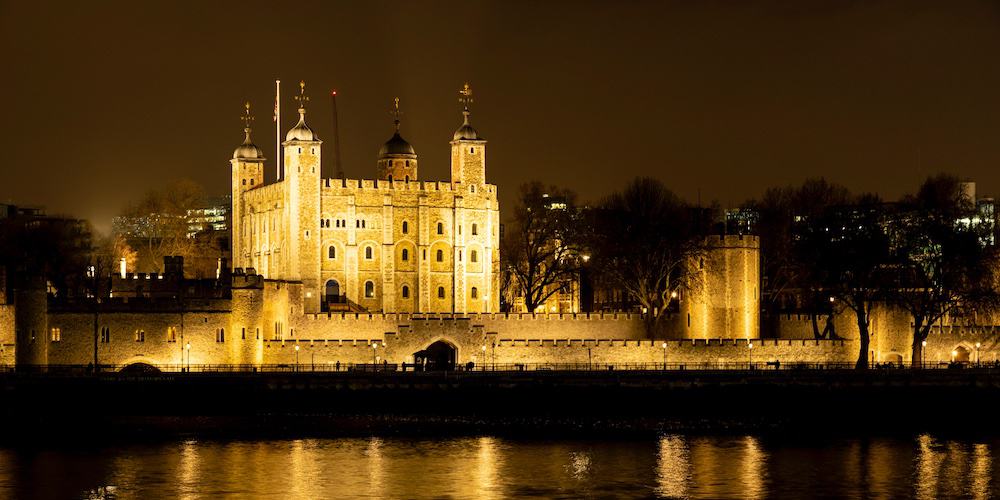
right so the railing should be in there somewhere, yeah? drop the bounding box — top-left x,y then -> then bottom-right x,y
1,360 -> 995,375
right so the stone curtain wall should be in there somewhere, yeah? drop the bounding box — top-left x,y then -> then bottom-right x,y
0,303 -> 13,366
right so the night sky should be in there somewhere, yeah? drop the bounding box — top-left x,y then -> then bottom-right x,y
4,0 -> 1000,233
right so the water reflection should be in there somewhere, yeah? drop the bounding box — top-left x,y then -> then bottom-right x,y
3,433 -> 1000,498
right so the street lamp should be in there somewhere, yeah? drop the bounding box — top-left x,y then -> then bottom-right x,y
185,342 -> 191,372
921,340 -> 927,369
748,342 -> 753,369
976,342 -> 981,366
661,342 -> 667,370
372,342 -> 378,369
294,344 -> 300,371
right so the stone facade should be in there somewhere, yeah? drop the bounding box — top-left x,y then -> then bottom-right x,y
231,85 -> 500,315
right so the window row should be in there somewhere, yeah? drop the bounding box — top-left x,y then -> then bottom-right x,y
358,282 -> 480,300
326,246 -> 479,263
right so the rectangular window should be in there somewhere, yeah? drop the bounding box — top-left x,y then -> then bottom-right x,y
50,328 -> 61,342
135,330 -> 145,342
101,327 -> 110,343
216,328 -> 225,343
167,327 -> 177,343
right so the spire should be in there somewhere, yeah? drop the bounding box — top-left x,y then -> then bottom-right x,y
453,82 -> 482,141
285,80 -> 317,141
392,97 -> 401,132
458,82 -> 473,126
241,101 -> 254,144
294,80 -> 310,115
233,101 -> 264,160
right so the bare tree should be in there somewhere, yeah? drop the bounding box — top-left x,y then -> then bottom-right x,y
502,182 -> 584,312
119,178 -> 209,275
588,178 -> 707,334
892,175 -> 999,366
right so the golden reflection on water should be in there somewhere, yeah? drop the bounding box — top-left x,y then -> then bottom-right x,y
656,435 -> 691,498
3,434 -> 1000,498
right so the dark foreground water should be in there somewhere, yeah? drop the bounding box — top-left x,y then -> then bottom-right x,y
1,433 -> 997,499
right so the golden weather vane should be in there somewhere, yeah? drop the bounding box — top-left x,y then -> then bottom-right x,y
241,101 -> 254,131
392,97 -> 401,130
459,82 -> 473,109
294,80 -> 310,110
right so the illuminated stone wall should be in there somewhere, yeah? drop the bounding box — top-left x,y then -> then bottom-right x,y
680,235 -> 760,340
234,120 -> 500,315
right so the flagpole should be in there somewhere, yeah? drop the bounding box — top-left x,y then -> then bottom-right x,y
275,79 -> 281,181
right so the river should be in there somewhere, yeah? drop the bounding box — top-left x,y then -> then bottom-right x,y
0,432 -> 995,498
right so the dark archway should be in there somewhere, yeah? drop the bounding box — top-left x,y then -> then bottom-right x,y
414,340 -> 457,371
326,280 -> 342,304
120,362 -> 161,374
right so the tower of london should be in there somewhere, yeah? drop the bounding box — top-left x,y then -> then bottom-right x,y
231,83 -> 499,315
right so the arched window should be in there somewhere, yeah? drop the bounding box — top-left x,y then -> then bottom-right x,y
437,222 -> 444,235
472,223 -> 478,235
387,175 -> 393,182
402,285 -> 409,298
437,287 -> 445,298
401,248 -> 409,261
402,221 -> 408,234
470,250 -> 478,263
471,287 -> 478,299
328,246 -> 336,259
436,249 -> 444,262
365,246 -> 373,260
405,160 -> 410,167
216,328 -> 225,343
405,176 -> 410,182
365,281 -> 375,298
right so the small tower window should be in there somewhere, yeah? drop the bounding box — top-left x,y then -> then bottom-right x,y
242,179 -> 246,185
436,249 -> 444,262
365,246 -> 373,260
470,147 -> 475,154
471,250 -> 478,263
437,222 -> 444,235
471,287 -> 478,299
250,179 -> 254,185
388,175 -> 393,182
402,221 -> 409,234
216,328 -> 225,343
328,246 -> 336,259
100,327 -> 110,343
472,224 -> 478,235
438,287 -> 445,299
167,327 -> 177,343
402,285 -> 410,298
402,248 -> 409,261
405,160 -> 410,167
365,281 -> 375,298
135,330 -> 145,342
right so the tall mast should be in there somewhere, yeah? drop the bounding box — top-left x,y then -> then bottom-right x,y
274,79 -> 281,180
330,89 -> 344,179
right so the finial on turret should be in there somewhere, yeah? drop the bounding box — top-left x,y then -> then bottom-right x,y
241,101 -> 256,144
459,83 -> 473,124
393,97 -> 401,132
294,80 -> 310,113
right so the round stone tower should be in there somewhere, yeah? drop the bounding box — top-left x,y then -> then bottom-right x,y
14,276 -> 48,367
377,97 -> 418,182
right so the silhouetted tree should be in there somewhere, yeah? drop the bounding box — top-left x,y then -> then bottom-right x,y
795,193 -> 894,368
501,182 -> 584,312
892,175 -> 999,366
588,178 -> 707,334
119,178 -> 213,276
746,178 -> 851,337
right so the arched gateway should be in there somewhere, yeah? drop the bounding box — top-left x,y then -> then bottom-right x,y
414,340 -> 457,371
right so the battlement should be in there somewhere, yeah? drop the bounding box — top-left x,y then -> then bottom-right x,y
231,268 -> 265,289
301,312 -> 640,322
321,177 -> 497,196
703,234 -> 760,249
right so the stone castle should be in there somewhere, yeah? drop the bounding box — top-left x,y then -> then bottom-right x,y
0,83 -> 993,370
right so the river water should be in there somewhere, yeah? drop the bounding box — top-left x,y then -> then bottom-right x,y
0,433 -> 996,499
